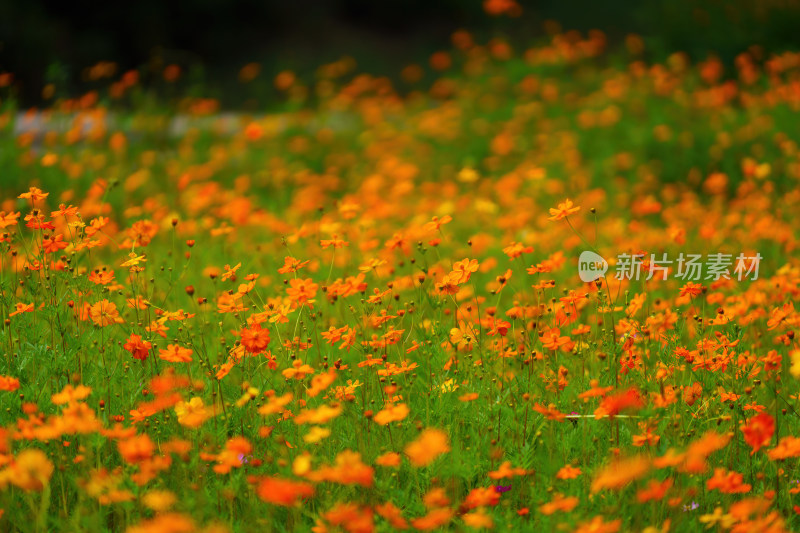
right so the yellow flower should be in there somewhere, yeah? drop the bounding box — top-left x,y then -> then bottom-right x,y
463,508 -> 493,529
174,397 -> 211,428
142,490 -> 177,512
457,167 -> 479,183
121,252 -> 147,268
699,507 -> 735,529
790,350 -> 800,377
235,387 -> 260,408
439,379 -> 458,393
293,453 -> 313,476
303,426 -> 331,444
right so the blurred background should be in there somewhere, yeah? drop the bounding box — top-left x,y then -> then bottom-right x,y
2,0 -> 800,108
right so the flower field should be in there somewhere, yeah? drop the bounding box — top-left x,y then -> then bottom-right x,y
3,26 -> 800,533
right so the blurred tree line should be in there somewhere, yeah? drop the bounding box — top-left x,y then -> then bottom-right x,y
1,0 -> 800,106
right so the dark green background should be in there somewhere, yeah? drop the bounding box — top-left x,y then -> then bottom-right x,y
2,0 -> 800,107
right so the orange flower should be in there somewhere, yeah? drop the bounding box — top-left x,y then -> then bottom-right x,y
277,256 -> 310,274
163,64 -> 181,82
548,198 -> 580,221
411,508 -> 454,531
293,403 -> 342,425
306,450 -> 374,487
488,461 -> 527,479
502,242 -> 534,259
118,434 -> 155,464
221,262 -> 241,282
462,486 -> 500,509
422,487 -> 450,509
375,452 -> 402,468
768,436 -> 800,460
217,292 -> 248,314
591,455 -> 650,492
244,122 -> 263,141
574,516 -> 621,533
540,493 -> 579,515
741,413 -> 775,454
88,268 -> 115,285
307,369 -> 337,398
322,503 -> 374,532
3,449 -> 54,491
405,428 -> 450,467
123,334 -> 152,361
18,186 -> 49,203
286,278 -> 318,306
256,477 -> 315,506
484,0 -> 521,17
375,502 -> 409,529
632,422 -> 661,447
706,468 -> 751,494
42,234 -> 68,254
555,464 -> 582,480
682,381 -> 703,406
89,300 -> 124,327
83,467 -> 134,505
436,272 -> 461,295
462,508 -> 493,529
8,302 -> 34,317
320,234 -> 349,249
578,380 -> 613,401
681,431 -> 730,473
213,436 -> 251,474
373,403 -> 409,425
0,375 -> 20,391
636,478 -> 673,503
283,359 -> 315,380
0,211 -> 20,228
239,323 -> 271,354
540,327 -> 572,351
126,513 -> 195,533
424,215 -> 452,232
359,258 -> 387,273
594,388 -> 644,419
450,258 -> 479,284
258,393 -> 293,416
158,344 -> 193,363
532,403 -> 567,421
274,70 -> 295,90
51,384 -> 91,404
679,282 -> 704,298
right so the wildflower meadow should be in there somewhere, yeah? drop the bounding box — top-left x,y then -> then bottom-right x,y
3,5 -> 800,533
